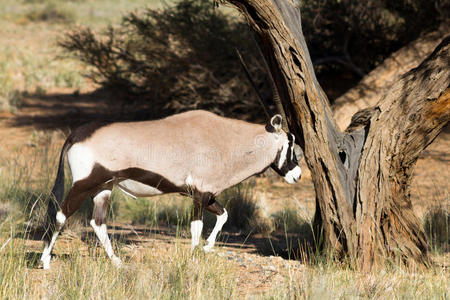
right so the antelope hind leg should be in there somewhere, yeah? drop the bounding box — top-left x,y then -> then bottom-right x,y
41,211 -> 66,270
90,190 -> 121,267
41,182 -> 94,269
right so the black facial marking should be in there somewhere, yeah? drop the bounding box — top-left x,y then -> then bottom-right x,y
270,133 -> 298,177
265,123 -> 276,133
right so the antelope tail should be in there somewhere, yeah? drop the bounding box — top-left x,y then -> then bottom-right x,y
45,137 -> 72,229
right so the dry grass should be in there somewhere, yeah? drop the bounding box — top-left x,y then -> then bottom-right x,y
0,228 -> 448,299
0,236 -> 238,299
268,263 -> 448,299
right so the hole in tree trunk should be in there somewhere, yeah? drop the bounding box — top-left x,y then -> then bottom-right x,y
339,151 -> 347,165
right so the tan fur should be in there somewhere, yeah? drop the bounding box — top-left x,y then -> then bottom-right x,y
76,110 -> 285,194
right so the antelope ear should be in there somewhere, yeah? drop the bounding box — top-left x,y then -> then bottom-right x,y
270,114 -> 283,134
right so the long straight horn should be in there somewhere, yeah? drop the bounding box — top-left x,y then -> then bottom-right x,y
255,44 -> 289,131
236,49 -> 273,119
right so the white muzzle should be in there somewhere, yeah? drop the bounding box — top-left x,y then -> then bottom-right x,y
284,166 -> 302,184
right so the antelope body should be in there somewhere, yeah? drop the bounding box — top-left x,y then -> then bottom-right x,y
41,110 -> 301,269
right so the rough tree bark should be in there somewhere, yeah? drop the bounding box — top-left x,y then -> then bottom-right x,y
224,0 -> 450,270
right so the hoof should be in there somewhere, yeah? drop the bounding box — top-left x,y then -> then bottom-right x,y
202,245 -> 215,253
111,256 -> 122,268
41,253 -> 51,270
41,256 -> 51,270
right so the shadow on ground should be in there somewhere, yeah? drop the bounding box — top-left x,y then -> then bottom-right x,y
9,88 -> 171,131
79,223 -> 317,260
25,220 -> 316,265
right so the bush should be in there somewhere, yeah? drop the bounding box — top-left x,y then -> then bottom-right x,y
121,196 -> 192,227
300,0 -> 446,77
60,0 -> 446,110
272,208 -> 309,234
217,182 -> 272,233
118,182 -> 271,234
59,0 -> 269,121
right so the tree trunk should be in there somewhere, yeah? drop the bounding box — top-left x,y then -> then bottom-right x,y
224,0 -> 450,270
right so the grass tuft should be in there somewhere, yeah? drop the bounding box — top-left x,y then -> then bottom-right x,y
272,208 -> 309,234
218,182 -> 272,234
269,261 -> 449,299
49,240 -> 237,299
423,205 -> 449,253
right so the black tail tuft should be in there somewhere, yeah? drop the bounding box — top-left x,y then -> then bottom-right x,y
43,138 -> 72,241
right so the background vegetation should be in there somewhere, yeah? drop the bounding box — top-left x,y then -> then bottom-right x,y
59,0 -> 269,121
301,0 -> 447,74
58,0 -> 448,119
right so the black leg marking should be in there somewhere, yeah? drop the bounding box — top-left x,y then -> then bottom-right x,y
206,199 -> 225,216
192,190 -> 215,220
92,190 -> 111,226
61,166 -> 113,219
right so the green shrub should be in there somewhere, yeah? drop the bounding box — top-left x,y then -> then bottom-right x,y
156,200 -> 193,228
218,182 -> 272,233
121,195 -> 192,228
122,197 -> 158,226
118,182 -> 270,234
59,0 -> 268,121
219,183 -> 258,231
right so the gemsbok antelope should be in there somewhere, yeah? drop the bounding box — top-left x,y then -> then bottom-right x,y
40,110 -> 301,269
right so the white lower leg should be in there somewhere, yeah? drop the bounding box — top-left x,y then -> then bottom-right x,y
41,211 -> 66,270
190,220 -> 203,250
41,231 -> 60,270
203,209 -> 228,252
90,220 -> 121,267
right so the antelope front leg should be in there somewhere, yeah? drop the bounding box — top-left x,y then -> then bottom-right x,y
190,220 -> 204,249
203,201 -> 227,252
190,199 -> 203,250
